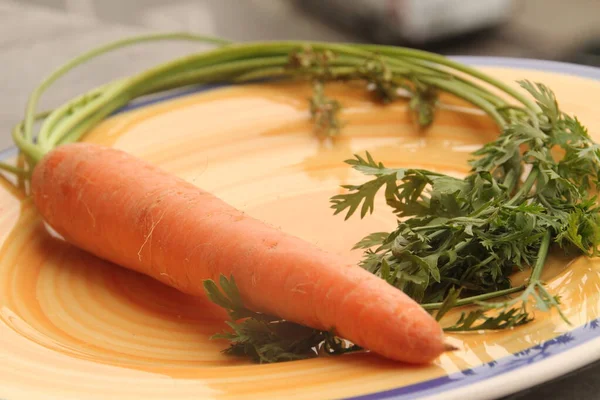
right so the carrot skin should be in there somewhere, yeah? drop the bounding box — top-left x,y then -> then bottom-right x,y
31,143 -> 446,363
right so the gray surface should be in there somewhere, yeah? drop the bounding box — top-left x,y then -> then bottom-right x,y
2,1 -> 600,399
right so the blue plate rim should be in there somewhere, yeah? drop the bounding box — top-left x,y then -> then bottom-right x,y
2,56 -> 599,400
451,56 -> 600,80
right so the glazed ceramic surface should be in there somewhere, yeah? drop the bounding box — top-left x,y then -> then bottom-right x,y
0,63 -> 599,400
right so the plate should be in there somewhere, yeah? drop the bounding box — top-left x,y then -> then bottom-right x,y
0,58 -> 599,400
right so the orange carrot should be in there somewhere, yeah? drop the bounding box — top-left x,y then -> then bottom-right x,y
31,142 -> 446,363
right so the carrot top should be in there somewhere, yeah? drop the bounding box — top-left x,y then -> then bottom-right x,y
204,275 -> 360,363
5,33 -> 600,363
5,33 -> 537,176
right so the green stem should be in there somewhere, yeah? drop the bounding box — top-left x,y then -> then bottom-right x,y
421,285 -> 526,310
506,167 -> 539,206
424,77 -> 506,127
0,162 -> 27,176
38,88 -> 108,151
57,93 -> 131,146
22,33 -> 230,144
43,56 -> 294,148
356,44 -> 539,112
11,111 -> 53,165
496,105 -> 540,129
412,224 -> 447,232
502,168 -> 520,194
10,35 -> 534,171
530,231 -> 551,282
459,255 -> 496,283
537,193 -> 555,211
389,57 -> 509,108
37,47 -> 511,156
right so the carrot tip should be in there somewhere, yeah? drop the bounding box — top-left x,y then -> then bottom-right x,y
444,342 -> 460,352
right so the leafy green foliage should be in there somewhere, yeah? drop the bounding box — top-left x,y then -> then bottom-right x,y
288,52 -> 441,130
288,46 -> 337,80
309,81 -> 342,137
205,67 -> 600,361
203,275 -> 361,363
443,307 -> 532,332
357,57 -> 399,103
356,58 -> 439,127
407,80 -> 438,128
442,278 -> 566,332
333,82 -> 600,331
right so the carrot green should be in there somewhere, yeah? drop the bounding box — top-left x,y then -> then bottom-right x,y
4,33 -> 599,363
333,81 -> 600,332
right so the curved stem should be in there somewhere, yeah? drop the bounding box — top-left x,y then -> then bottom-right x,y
0,162 -> 26,176
497,105 -> 540,129
425,77 -> 506,127
389,57 -> 509,108
355,44 -> 539,112
421,285 -> 526,310
44,56 -> 294,148
22,33 -> 231,144
530,231 -> 551,282
506,167 -> 539,206
57,93 -> 131,145
10,35 -> 530,172
12,112 -> 51,164
38,87 -> 108,151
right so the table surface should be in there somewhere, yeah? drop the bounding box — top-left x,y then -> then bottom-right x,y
1,1 -> 600,399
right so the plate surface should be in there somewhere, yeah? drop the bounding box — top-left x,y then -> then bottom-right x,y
1,62 -> 600,400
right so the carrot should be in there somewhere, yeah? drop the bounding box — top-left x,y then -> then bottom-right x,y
31,142 -> 446,363
7,33 -> 532,364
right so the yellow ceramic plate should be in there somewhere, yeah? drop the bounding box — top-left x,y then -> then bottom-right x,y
1,58 -> 599,400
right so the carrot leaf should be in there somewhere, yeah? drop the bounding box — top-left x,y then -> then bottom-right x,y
204,275 -> 362,363
434,287 -> 462,322
202,279 -> 234,311
334,82 -> 600,332
352,232 -> 391,250
442,306 -> 532,332
309,81 -> 342,137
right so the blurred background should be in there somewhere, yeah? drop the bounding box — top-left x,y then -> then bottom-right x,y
1,0 -> 599,148
7,0 -> 600,63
